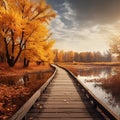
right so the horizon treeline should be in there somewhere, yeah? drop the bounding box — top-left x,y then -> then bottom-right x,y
53,49 -> 114,62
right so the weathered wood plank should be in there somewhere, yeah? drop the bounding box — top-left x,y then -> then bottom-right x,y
44,91 -> 80,94
39,98 -> 88,102
27,112 -> 103,118
46,88 -> 80,91
34,101 -> 91,105
40,95 -> 82,99
26,118 -> 103,120
33,104 -> 93,109
41,93 -> 80,97
29,108 -> 97,113
45,89 -> 81,92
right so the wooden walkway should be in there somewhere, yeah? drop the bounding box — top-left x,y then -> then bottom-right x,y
26,66 -> 105,120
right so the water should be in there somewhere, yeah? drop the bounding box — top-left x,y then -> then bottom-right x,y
0,70 -> 53,86
77,66 -> 120,117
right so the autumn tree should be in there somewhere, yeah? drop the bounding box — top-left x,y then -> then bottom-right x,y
0,38 -> 6,62
110,36 -> 120,61
57,50 -> 64,62
53,49 -> 59,62
0,0 -> 56,67
63,52 -> 68,62
22,39 -> 55,66
79,52 -> 87,62
74,52 -> 80,62
34,40 -> 55,65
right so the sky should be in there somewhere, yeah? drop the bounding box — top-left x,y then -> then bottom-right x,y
47,0 -> 120,52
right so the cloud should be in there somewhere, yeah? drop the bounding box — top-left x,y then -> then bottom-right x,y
51,17 -> 120,52
62,2 -> 76,21
67,0 -> 120,25
47,0 -> 120,52
50,1 -> 77,42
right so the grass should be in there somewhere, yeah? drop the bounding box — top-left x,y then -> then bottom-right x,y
57,62 -> 120,76
56,61 -> 120,66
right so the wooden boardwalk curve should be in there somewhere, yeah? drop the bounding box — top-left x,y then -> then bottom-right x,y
26,66 -> 105,120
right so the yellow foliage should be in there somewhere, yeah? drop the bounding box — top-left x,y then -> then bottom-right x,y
0,0 -> 56,66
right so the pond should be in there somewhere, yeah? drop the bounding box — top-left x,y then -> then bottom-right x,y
77,66 -> 120,117
0,70 -> 53,86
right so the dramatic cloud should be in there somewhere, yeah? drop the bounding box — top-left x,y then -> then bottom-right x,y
47,0 -> 120,52
67,0 -> 120,25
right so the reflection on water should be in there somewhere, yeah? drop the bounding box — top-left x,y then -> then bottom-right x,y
77,66 -> 120,117
0,70 -> 53,86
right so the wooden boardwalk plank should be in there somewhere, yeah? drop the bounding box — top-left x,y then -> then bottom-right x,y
29,108 -> 97,113
26,66 -> 105,120
27,117 -> 103,120
39,98 -> 88,102
26,112 -> 103,118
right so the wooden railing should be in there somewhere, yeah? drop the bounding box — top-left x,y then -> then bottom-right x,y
10,65 -> 57,120
57,65 -> 119,120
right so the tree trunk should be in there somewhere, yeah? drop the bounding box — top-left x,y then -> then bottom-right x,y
7,58 -> 15,67
36,61 -> 41,65
0,54 -> 4,63
4,37 -> 20,67
23,58 -> 30,67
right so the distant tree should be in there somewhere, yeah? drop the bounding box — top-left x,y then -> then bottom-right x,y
110,36 -> 120,61
88,52 -> 95,62
58,50 -> 64,62
103,51 -> 112,62
74,52 -> 80,62
67,51 -> 74,62
63,52 -> 67,62
95,52 -> 102,62
79,52 -> 87,62
53,49 -> 59,62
